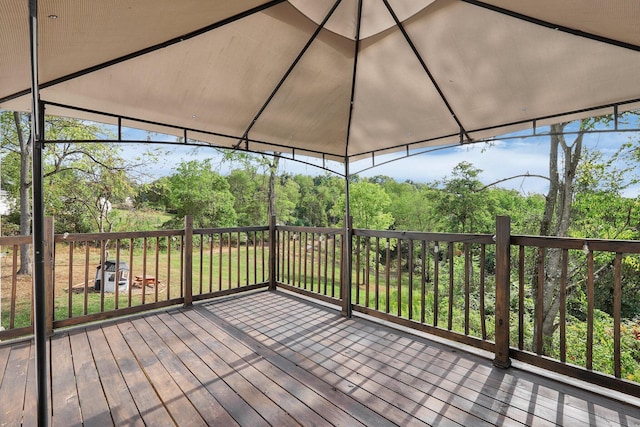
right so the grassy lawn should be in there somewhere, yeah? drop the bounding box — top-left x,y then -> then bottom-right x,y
1,242 -> 270,329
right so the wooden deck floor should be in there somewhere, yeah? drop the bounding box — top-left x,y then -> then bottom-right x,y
1,290 -> 639,426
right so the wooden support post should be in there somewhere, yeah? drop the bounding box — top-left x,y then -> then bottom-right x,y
494,216 -> 512,368
269,215 -> 277,291
183,215 -> 193,308
341,216 -> 353,317
44,217 -> 54,336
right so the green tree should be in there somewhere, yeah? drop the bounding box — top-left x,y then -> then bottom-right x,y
164,159 -> 237,228
291,173 -> 343,226
136,176 -> 172,211
435,161 -> 492,233
226,169 -> 268,226
333,180 -> 394,230
380,178 -> 441,231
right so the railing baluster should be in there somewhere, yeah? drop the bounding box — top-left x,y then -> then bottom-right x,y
142,237 -> 148,305
294,232 -> 299,287
385,239 -> 390,314
115,240 -> 121,310
614,252 -> 622,378
375,237 -> 380,311
154,237 -> 159,302
433,241 -> 439,327
10,245 -> 18,328
464,242 -> 470,335
448,242 -> 454,331
218,235 -> 223,291
518,245 -> 525,350
310,233 -> 316,293
317,234 -> 322,294
209,234 -> 214,293
365,237 -> 370,308
479,244 -> 486,340
420,241 -> 426,324
129,238 -> 135,307
397,239 -> 402,318
324,234 -> 329,296
408,240 -> 413,321
356,235 -> 361,305
261,230 -> 266,283
253,231 -> 258,284
303,233 -> 313,290
246,232 -> 250,287
586,248 -> 595,370
560,248 -> 568,363
167,236 -> 172,300
536,247 -> 545,354
100,240 -> 106,312
228,232 -> 232,289
67,241 -> 74,319
179,234 -> 184,298
237,231 -> 241,288
332,234 -> 337,298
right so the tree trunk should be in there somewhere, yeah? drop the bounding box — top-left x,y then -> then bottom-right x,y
267,153 -> 280,221
15,112 -> 32,275
536,122 -> 584,353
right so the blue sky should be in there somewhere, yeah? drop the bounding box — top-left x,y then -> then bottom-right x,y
141,129 -> 638,197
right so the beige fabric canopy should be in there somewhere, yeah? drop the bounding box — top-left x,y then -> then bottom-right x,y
2,0 -> 640,162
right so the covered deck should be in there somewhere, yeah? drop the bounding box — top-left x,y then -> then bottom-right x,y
2,290 -> 638,426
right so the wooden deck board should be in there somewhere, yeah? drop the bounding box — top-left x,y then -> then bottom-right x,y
1,289 -> 639,426
51,335 -> 83,426
68,329 -> 113,427
129,317 -> 238,426
182,308 -> 376,427
85,326 -> 146,426
153,312 -> 268,427
178,310 -> 329,427
21,343 -> 38,427
0,342 -> 30,425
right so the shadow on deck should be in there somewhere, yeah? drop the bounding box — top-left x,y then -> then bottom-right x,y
1,289 -> 639,426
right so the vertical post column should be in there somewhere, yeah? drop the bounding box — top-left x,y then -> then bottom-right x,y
269,215 -> 277,290
341,215 -> 353,317
44,217 -> 54,336
183,215 -> 193,308
493,215 -> 512,368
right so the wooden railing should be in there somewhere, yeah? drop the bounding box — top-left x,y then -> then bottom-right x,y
509,233 -> 640,396
349,229 -> 496,351
274,225 -> 344,305
342,217 -> 640,398
0,217 -> 270,339
2,215 -> 639,398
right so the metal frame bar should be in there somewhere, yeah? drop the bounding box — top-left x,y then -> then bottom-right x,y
462,0 -> 640,53
29,0 -> 49,425
1,0 -> 287,105
382,0 -> 471,142
234,0 -> 344,150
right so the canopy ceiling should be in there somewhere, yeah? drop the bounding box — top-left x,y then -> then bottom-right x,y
2,0 -> 640,162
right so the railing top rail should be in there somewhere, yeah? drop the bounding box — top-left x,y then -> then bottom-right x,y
277,225 -> 343,234
55,229 -> 184,242
195,225 -> 269,234
0,235 -> 32,245
354,228 -> 495,244
512,234 -> 640,253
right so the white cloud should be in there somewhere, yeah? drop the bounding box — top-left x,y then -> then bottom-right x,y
136,130 -> 639,197
355,139 -> 552,194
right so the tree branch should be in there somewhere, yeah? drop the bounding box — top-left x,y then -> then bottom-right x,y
478,173 -> 550,192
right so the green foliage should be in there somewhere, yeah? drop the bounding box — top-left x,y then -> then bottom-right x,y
226,169 -> 268,226
434,162 -> 493,233
332,180 -> 394,229
163,159 -> 237,228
